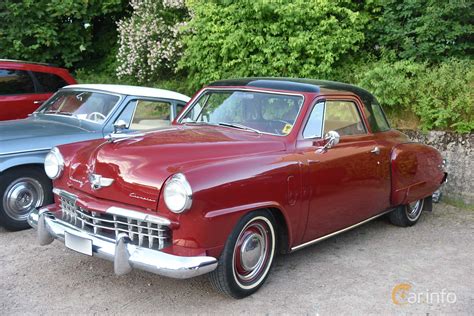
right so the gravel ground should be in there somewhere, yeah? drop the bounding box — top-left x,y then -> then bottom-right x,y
1,203 -> 473,315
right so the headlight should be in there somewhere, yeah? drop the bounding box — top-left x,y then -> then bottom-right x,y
44,147 -> 64,179
163,173 -> 192,213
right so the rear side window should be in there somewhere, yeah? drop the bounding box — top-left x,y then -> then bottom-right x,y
33,71 -> 69,93
0,69 -> 35,95
371,101 -> 390,131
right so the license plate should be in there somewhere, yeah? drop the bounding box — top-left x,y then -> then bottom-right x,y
65,232 -> 92,256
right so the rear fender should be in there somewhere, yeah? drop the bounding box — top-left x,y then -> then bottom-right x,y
390,143 -> 444,206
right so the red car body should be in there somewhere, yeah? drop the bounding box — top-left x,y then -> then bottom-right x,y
29,78 -> 447,297
0,60 -> 76,121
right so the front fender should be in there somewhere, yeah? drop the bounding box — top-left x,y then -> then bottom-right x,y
157,153 -> 304,258
0,149 -> 50,173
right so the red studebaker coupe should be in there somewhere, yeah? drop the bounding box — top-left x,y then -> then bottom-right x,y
28,78 -> 447,298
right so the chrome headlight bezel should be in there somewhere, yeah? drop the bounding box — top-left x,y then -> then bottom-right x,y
163,173 -> 192,214
44,147 -> 64,180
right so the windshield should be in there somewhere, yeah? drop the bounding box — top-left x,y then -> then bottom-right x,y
36,90 -> 120,124
179,90 -> 303,136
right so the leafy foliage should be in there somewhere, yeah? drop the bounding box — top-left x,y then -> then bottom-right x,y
372,0 -> 473,62
354,59 -> 473,133
179,0 -> 368,89
0,0 -> 128,67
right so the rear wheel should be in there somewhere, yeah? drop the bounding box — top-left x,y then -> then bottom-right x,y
389,198 -> 425,227
0,167 -> 53,231
209,210 -> 276,298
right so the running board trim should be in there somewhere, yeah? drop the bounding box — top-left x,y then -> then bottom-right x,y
290,209 -> 394,252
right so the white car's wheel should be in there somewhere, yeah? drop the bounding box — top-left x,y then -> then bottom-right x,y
0,167 -> 53,231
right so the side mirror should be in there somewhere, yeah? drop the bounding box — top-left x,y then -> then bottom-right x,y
317,130 -> 340,153
113,120 -> 128,134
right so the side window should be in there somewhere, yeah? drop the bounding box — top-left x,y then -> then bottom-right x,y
323,101 -> 366,136
117,99 -> 172,130
303,102 -> 325,138
33,71 -> 68,92
0,69 -> 35,95
372,101 -> 390,131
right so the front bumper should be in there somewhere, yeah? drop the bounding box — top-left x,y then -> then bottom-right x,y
28,207 -> 218,279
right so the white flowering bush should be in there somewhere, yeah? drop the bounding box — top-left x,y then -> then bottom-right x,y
116,0 -> 188,83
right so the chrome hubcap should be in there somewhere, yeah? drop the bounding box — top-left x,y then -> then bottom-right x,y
232,217 -> 274,288
3,178 -> 44,221
240,233 -> 264,271
406,199 -> 424,221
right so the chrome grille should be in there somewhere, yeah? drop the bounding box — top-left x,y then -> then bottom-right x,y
59,196 -> 171,250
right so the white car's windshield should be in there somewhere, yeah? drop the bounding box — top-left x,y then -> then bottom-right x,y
180,90 -> 303,136
37,90 -> 120,124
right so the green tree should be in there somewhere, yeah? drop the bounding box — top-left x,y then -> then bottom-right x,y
373,0 -> 473,62
179,0 -> 369,89
0,0 -> 129,68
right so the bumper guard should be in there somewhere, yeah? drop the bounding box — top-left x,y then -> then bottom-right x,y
28,208 -> 218,279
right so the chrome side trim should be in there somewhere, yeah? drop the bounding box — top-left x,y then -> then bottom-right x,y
291,209 -> 393,252
0,147 -> 50,157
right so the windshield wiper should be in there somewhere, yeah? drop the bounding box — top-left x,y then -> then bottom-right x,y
217,122 -> 261,134
43,110 -> 78,118
182,121 -> 216,126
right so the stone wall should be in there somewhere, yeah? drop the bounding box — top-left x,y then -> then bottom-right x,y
401,130 -> 473,206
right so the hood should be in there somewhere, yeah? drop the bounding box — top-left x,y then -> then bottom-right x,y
0,116 -> 99,154
66,125 -> 286,210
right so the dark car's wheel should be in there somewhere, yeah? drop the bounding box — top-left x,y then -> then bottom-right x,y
209,210 -> 277,298
389,198 -> 425,227
0,167 -> 53,231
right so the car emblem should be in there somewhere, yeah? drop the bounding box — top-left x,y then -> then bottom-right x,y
89,173 -> 114,190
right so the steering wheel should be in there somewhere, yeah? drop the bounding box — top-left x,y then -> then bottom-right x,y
268,120 -> 291,135
87,112 -> 106,122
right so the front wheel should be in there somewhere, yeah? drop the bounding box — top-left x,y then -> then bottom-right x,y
209,210 -> 277,298
0,167 -> 53,231
389,198 -> 425,227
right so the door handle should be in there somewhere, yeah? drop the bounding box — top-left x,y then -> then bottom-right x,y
33,100 -> 45,105
370,146 -> 380,155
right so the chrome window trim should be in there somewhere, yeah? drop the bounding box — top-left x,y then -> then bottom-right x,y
176,88 -> 306,137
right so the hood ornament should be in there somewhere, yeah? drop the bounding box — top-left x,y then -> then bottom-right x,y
89,173 -> 114,190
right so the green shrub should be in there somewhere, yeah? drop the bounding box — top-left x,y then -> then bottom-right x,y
372,0 -> 473,63
353,59 -> 473,133
179,0 -> 368,90
414,60 -> 473,133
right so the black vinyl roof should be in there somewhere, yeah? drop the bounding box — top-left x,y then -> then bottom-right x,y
208,77 -> 374,100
